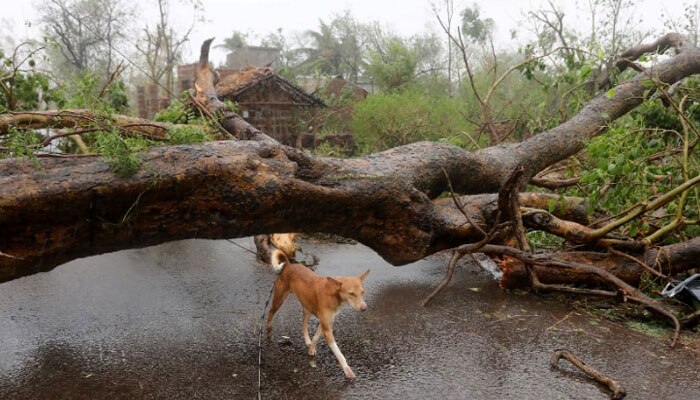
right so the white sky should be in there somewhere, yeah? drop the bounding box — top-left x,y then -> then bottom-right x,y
0,0 -> 693,65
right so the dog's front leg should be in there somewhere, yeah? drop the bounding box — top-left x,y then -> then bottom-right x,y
319,316 -> 355,379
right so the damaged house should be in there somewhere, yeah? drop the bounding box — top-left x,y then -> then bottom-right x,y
214,67 -> 325,146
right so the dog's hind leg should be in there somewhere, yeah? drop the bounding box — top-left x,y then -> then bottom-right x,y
307,320 -> 323,356
302,308 -> 313,354
266,279 -> 288,333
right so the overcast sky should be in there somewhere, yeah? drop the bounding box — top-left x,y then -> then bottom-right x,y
0,0 -> 693,65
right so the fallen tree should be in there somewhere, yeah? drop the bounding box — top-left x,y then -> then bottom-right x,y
1,36 -> 699,334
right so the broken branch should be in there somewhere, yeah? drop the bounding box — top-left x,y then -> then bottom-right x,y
550,349 -> 626,399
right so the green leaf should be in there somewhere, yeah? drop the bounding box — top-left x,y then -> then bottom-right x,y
641,78 -> 655,87
607,89 -> 616,99
579,64 -> 592,80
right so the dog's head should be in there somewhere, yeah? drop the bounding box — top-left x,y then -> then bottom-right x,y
329,269 -> 370,312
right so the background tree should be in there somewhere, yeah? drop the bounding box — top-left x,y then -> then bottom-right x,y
663,1 -> 700,46
365,37 -> 418,91
37,0 -> 133,79
296,12 -> 366,82
135,0 -> 202,101
364,29 -> 447,93
0,44 -> 63,112
215,31 -> 249,53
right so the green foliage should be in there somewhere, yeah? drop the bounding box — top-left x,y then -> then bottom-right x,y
61,71 -> 129,113
83,121 -> 214,176
624,321 -> 670,338
295,11 -> 365,82
634,100 -> 687,131
94,130 -> 148,176
366,38 -> 417,92
154,97 -> 199,124
167,125 -> 214,144
0,48 -> 63,111
461,3 -> 494,44
106,79 -> 129,113
567,104 -> 700,241
0,127 -> 42,159
313,142 -> 346,157
216,31 -> 248,51
351,88 -> 472,154
310,82 -> 358,136
526,230 -> 565,250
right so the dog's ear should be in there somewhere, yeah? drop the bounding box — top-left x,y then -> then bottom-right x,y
359,269 -> 370,281
327,277 -> 342,290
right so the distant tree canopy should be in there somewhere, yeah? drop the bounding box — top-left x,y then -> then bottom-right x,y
38,0 -> 134,77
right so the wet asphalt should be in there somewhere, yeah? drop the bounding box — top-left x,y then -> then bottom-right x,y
0,237 -> 698,399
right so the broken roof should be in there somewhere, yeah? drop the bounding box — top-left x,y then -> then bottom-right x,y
215,67 -> 325,107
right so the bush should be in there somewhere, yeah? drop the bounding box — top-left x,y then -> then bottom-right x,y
351,89 -> 473,154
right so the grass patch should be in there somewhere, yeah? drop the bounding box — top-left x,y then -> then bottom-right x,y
624,320 -> 670,338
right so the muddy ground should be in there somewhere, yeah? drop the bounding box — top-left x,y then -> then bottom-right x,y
0,238 -> 698,399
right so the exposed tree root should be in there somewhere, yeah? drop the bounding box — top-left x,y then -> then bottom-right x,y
550,349 -> 626,399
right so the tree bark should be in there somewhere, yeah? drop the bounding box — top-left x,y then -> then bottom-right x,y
497,236 -> 700,289
1,34 -> 699,284
0,109 -> 171,139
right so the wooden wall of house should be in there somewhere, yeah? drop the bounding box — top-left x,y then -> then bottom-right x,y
233,79 -> 314,146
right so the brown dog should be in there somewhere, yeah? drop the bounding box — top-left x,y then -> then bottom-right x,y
266,249 -> 369,379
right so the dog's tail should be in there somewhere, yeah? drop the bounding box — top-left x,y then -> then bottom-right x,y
271,249 -> 289,272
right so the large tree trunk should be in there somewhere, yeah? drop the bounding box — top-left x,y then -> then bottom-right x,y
1,34 -> 699,284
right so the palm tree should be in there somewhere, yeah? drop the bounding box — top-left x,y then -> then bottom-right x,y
216,31 -> 248,53
295,15 -> 365,82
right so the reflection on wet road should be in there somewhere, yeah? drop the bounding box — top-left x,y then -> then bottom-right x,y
0,238 -> 697,399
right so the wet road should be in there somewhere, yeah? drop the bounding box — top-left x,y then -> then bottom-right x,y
0,238 -> 698,399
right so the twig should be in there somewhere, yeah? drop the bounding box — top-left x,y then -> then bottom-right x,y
98,61 -> 125,99
0,251 -> 23,259
590,174 -> 700,239
441,167 -> 486,236
33,153 -> 99,158
546,311 -> 574,330
530,176 -> 580,189
550,349 -> 626,399
606,246 -> 667,280
41,128 -> 101,147
421,250 -> 464,307
422,165 -> 524,306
